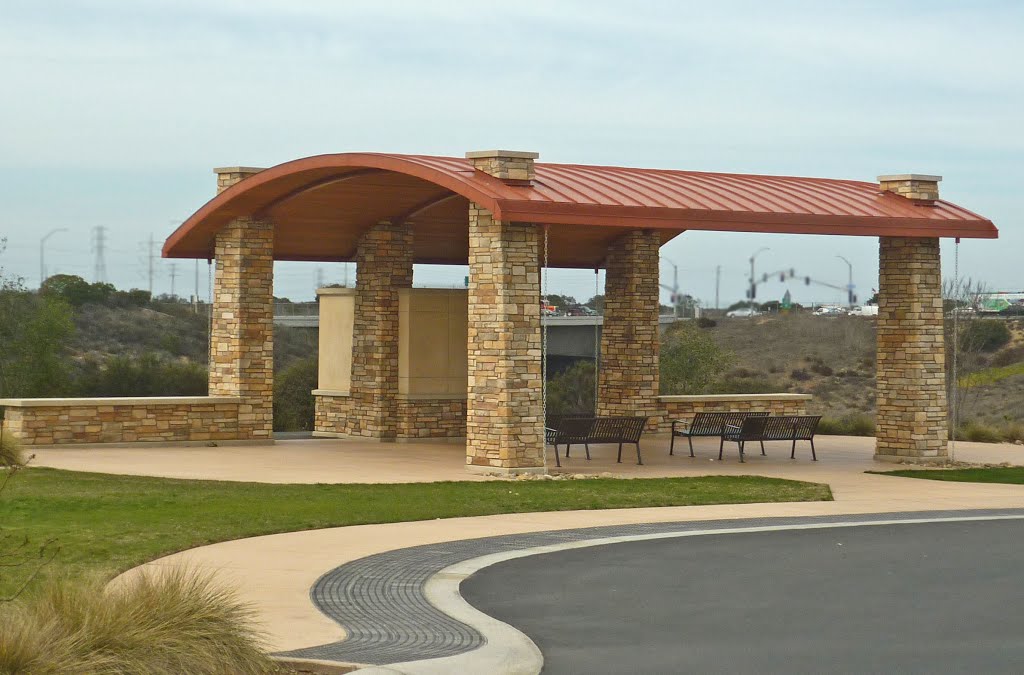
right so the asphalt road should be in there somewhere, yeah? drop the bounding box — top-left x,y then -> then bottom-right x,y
461,519 -> 1024,674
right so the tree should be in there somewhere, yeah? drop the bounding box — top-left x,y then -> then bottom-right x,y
41,274 -> 115,307
0,245 -> 75,398
584,294 -> 605,313
273,357 -> 318,431
660,321 -> 733,394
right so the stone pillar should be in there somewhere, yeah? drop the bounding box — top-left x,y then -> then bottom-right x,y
214,167 -> 265,194
209,217 -> 274,440
875,173 -> 948,462
875,237 -> 948,461
597,230 -> 662,429
346,221 -> 413,439
465,203 -> 544,473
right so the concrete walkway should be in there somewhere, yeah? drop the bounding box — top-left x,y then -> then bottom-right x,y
88,435 -> 1024,658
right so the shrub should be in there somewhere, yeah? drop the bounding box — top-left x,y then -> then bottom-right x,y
817,414 -> 875,436
809,362 -> 834,377
991,345 -> 1024,368
660,322 -> 733,394
0,569 -> 275,675
696,317 -> 717,328
0,431 -> 24,467
273,357 -> 318,431
960,320 -> 1012,353
790,369 -> 812,382
957,420 -> 1003,443
74,353 -> 207,397
547,360 -> 596,415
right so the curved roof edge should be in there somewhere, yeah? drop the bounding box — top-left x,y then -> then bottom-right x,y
163,152 -> 998,261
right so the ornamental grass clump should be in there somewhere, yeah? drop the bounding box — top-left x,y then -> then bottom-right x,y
0,432 -> 24,468
0,568 -> 276,675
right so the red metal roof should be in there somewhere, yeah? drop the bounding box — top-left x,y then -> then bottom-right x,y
163,153 -> 997,266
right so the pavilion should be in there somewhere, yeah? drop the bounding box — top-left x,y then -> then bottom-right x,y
163,150 -> 997,473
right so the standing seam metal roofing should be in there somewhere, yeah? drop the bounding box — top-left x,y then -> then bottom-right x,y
162,152 -> 997,262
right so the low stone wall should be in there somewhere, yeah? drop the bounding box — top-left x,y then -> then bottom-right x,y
0,397 -> 242,446
396,396 -> 466,440
314,391 -> 466,441
656,394 -> 811,432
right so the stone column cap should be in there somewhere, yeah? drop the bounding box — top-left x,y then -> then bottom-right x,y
877,174 -> 942,183
465,150 -> 540,160
213,166 -> 267,175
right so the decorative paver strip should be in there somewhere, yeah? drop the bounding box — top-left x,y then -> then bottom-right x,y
278,508 -> 1024,666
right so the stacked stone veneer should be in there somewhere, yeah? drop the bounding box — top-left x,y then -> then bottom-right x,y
215,167 -> 265,194
209,218 -> 275,440
466,204 -> 544,471
396,397 -> 468,439
466,150 -> 538,182
658,395 -> 810,432
597,230 -> 662,430
875,237 -> 948,460
344,222 -> 414,439
0,398 -> 241,445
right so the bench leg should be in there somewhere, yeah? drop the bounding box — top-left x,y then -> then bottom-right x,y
635,442 -> 643,466
810,438 -> 817,461
584,443 -> 591,461
552,444 -> 561,468
670,433 -> 675,456
565,443 -> 571,459
616,442 -> 623,464
760,440 -> 766,456
688,436 -> 695,458
739,440 -> 746,463
718,437 -> 725,461
791,439 -> 796,460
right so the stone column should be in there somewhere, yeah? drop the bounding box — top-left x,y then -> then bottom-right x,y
875,237 -> 948,461
214,166 -> 265,194
597,229 -> 662,429
875,174 -> 948,461
347,221 -> 413,439
465,204 -> 544,473
209,217 -> 274,440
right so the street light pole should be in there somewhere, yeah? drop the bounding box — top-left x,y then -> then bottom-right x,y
749,247 -> 770,309
660,256 -> 680,317
40,228 -> 69,288
836,255 -> 854,308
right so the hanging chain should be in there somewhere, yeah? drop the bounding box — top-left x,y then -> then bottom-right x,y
950,238 -> 960,462
207,259 -> 214,368
594,267 -> 600,413
540,227 -> 548,469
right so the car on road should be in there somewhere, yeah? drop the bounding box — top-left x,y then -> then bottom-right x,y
726,307 -> 760,317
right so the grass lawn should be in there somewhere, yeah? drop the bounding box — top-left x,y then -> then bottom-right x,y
871,466 -> 1024,485
1,468 -> 831,596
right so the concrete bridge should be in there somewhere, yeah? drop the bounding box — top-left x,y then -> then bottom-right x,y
274,304 -> 680,358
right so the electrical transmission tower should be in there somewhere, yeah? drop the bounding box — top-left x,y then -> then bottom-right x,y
169,263 -> 178,299
91,226 -> 108,283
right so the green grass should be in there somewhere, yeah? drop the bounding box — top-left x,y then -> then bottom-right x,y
870,467 -> 1024,485
963,362 -> 1024,387
0,468 -> 831,596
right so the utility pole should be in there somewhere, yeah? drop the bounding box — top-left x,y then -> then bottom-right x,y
91,226 -> 108,283
39,228 -> 68,287
169,263 -> 178,299
147,233 -> 155,297
193,259 -> 200,312
315,267 -> 325,290
749,247 -> 770,311
836,255 -> 854,308
715,265 -> 721,310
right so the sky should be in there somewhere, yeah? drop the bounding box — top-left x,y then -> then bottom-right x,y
0,0 -> 1020,308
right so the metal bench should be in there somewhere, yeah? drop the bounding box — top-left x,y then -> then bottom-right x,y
670,411 -> 769,457
720,415 -> 822,463
545,415 -> 649,465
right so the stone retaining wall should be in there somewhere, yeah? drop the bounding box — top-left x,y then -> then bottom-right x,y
657,394 -> 811,432
313,392 -> 466,440
0,397 -> 242,446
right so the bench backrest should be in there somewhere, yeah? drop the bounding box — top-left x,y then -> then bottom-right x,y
617,416 -> 648,443
752,415 -> 822,441
588,417 -> 626,443
736,415 -> 770,439
549,416 -> 595,443
691,411 -> 769,435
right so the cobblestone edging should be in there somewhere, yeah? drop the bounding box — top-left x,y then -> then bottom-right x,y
278,508 -> 1024,666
